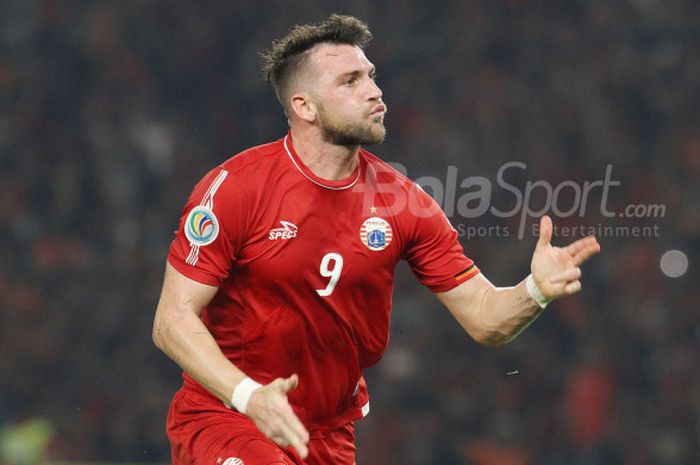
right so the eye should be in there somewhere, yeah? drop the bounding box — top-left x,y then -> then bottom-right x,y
344,77 -> 358,86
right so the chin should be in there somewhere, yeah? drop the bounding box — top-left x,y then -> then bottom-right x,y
366,133 -> 386,146
366,125 -> 386,145
320,118 -> 386,146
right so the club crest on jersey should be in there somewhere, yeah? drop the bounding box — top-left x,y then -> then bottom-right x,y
268,220 -> 298,240
360,217 -> 393,251
185,205 -> 219,246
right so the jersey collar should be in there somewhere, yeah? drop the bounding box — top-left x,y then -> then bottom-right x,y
283,133 -> 362,190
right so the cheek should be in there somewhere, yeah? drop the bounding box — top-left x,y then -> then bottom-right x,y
333,88 -> 364,107
326,96 -> 360,118
319,90 -> 365,123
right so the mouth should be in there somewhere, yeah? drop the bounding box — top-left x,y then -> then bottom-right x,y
369,104 -> 387,117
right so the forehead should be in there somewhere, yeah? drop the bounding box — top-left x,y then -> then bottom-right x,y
307,43 -> 374,78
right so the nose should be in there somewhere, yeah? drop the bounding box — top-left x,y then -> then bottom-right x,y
367,78 -> 382,101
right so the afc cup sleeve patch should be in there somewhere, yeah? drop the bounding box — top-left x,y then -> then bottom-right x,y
184,205 -> 220,246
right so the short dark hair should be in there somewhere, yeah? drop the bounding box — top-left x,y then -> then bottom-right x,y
261,14 -> 373,113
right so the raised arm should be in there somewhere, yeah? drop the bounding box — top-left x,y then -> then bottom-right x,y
436,216 -> 600,346
152,262 -> 310,457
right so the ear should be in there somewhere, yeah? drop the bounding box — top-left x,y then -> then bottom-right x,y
290,93 -> 317,123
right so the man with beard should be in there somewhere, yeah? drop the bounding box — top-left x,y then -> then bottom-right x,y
153,14 -> 600,465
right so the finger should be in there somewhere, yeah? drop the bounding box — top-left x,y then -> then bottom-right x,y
280,374 -> 299,393
282,405 -> 309,444
271,430 -> 308,460
563,235 -> 595,255
564,280 -> 581,295
564,236 -> 598,259
274,414 -> 309,459
287,431 -> 309,459
536,215 -> 553,249
571,241 -> 601,266
549,267 -> 581,284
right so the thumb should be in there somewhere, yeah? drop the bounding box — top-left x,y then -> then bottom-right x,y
537,215 -> 552,249
280,374 -> 299,393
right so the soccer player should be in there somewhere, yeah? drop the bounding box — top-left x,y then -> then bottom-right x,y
153,14 -> 600,465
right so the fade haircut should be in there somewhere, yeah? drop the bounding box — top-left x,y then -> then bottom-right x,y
261,14 -> 373,115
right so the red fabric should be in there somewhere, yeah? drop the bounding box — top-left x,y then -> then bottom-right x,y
167,133 -> 477,434
167,389 -> 355,465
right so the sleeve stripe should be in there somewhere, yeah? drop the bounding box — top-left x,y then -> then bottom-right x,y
454,264 -> 479,281
185,244 -> 200,265
185,169 -> 229,266
203,169 -> 229,209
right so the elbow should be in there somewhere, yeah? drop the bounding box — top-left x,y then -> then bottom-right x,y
152,308 -> 188,354
152,323 -> 162,350
474,330 -> 512,347
152,313 -> 168,351
460,318 -> 513,347
470,286 -> 513,347
470,320 -> 518,347
472,307 -> 523,347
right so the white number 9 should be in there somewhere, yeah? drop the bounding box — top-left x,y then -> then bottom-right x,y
316,252 -> 343,297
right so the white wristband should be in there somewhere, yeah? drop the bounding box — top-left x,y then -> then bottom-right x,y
526,274 -> 552,309
231,377 -> 262,414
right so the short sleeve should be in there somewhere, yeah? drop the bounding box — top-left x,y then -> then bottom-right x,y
167,167 -> 248,287
403,185 -> 479,293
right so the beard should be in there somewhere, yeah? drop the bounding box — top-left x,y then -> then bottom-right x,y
317,106 -> 386,146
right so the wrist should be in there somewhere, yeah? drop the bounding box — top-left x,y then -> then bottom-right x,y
230,377 -> 263,414
526,274 -> 552,309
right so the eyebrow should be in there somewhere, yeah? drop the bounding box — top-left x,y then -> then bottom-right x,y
337,66 -> 377,80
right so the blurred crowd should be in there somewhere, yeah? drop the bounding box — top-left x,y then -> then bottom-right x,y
1,1 -> 698,464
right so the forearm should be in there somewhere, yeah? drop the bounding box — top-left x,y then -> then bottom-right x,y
439,217 -> 599,347
475,278 -> 544,346
154,309 -> 247,404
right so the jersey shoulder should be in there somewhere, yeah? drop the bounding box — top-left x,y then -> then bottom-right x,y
359,148 -> 446,227
359,148 -> 418,192
219,138 -> 286,176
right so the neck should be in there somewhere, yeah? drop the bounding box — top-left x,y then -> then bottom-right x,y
289,126 -> 360,181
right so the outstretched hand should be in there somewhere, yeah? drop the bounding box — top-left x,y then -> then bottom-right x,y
245,374 -> 310,459
531,216 -> 600,300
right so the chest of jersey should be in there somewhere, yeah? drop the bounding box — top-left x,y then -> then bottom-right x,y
239,182 -> 399,294
228,178 -> 400,367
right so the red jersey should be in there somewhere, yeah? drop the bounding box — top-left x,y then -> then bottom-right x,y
167,133 -> 479,435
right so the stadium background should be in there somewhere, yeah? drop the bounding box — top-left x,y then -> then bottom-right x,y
1,1 -> 698,464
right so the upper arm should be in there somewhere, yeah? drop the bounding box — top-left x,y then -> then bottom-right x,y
153,262 -> 219,340
154,166 -> 241,347
435,273 -> 494,341
168,166 -> 250,287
